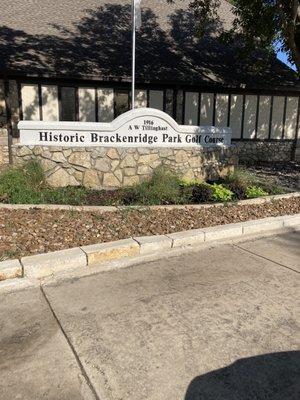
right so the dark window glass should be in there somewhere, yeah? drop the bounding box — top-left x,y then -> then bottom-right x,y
176,90 -> 183,124
115,90 -> 129,117
61,87 -> 76,121
165,89 -> 174,117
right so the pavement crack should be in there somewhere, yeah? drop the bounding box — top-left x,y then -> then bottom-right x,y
40,285 -> 101,400
233,244 -> 300,274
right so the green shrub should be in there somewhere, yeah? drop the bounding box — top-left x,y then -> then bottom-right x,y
180,178 -> 202,187
224,168 -> 256,187
211,184 -> 234,202
43,186 -> 87,205
124,167 -> 185,205
255,180 -> 285,195
191,183 -> 214,203
23,160 -> 45,189
223,168 -> 257,200
223,168 -> 285,198
0,161 -> 45,204
245,186 -> 268,199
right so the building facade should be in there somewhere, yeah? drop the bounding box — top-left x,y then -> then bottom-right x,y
0,0 -> 299,167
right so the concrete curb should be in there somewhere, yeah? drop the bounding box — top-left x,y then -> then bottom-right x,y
0,192 -> 299,213
21,247 -> 87,279
0,213 -> 299,290
0,259 -> 23,281
81,238 -> 140,266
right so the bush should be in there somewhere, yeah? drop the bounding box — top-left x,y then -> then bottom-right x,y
223,169 -> 256,200
191,183 -> 214,203
124,167 -> 185,205
43,186 -> 87,205
211,184 -> 234,202
255,180 -> 285,195
245,186 -> 268,199
0,161 -> 45,204
223,168 -> 285,198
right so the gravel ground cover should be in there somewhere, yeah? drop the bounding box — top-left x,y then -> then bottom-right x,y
0,197 -> 299,261
245,161 -> 300,192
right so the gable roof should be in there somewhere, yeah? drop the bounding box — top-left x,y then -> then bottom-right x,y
0,0 -> 299,91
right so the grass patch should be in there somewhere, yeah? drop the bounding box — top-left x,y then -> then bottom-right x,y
0,161 -> 87,205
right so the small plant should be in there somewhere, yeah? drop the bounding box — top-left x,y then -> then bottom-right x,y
124,167 -> 184,205
223,167 -> 285,198
43,186 -> 87,205
222,168 -> 257,200
245,186 -> 268,199
191,183 -> 214,203
211,184 -> 234,202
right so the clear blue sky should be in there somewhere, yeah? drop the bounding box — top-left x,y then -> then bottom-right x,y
275,43 -> 296,71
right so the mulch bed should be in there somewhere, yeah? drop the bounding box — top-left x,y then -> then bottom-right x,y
0,197 -> 299,261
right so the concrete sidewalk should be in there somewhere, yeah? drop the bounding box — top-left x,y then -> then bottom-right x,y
0,232 -> 299,400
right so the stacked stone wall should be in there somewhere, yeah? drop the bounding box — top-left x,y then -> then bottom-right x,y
233,140 -> 295,163
12,145 -> 238,189
0,128 -> 9,166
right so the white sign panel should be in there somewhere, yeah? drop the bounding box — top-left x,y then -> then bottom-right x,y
18,108 -> 231,148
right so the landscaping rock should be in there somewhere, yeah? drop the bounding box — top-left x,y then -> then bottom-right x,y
47,168 -> 78,187
68,152 -> 90,168
83,170 -> 100,189
0,199 -> 299,260
103,172 -> 120,187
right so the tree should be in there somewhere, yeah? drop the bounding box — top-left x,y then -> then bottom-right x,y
169,0 -> 300,75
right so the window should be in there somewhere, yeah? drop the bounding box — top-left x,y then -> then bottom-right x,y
60,87 -> 76,121
176,90 -> 183,124
229,95 -> 243,139
42,85 -> 59,121
257,96 -> 271,139
98,88 -> 114,122
115,90 -> 129,117
243,95 -> 258,139
149,90 -> 163,110
134,90 -> 147,108
284,97 -> 298,139
184,92 -> 199,125
165,89 -> 174,117
200,93 -> 214,126
271,96 -> 286,139
215,94 -> 229,127
21,84 -> 40,120
79,88 -> 96,122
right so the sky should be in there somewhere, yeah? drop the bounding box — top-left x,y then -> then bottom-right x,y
275,42 -> 296,71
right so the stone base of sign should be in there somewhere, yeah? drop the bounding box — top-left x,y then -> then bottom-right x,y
11,145 -> 238,189
0,128 -> 9,166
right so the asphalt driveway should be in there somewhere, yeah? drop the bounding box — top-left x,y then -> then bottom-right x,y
1,232 -> 299,400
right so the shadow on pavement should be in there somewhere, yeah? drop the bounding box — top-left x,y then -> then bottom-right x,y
185,351 -> 300,400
